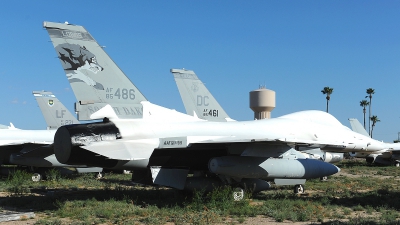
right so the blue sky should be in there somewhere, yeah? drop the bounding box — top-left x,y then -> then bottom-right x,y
0,1 -> 399,142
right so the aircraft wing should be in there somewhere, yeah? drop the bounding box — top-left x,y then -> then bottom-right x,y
190,135 -> 344,147
0,140 -> 52,146
80,139 -> 159,161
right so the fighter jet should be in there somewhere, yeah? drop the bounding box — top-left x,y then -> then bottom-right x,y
0,128 -> 54,170
45,21 -> 346,196
5,91 -> 102,181
348,118 -> 400,166
171,68 -> 344,166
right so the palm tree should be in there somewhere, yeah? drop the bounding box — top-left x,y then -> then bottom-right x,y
359,100 -> 369,129
365,88 -> 375,136
370,115 -> 380,138
321,87 -> 334,113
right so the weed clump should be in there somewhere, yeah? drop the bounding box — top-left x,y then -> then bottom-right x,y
7,170 -> 30,195
45,169 -> 62,182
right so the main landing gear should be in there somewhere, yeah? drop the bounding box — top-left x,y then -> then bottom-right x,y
233,187 -> 244,201
32,173 -> 42,182
294,184 -> 305,194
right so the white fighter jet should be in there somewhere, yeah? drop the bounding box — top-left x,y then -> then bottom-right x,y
2,91 -> 102,181
45,21 -> 355,195
348,118 -> 400,166
171,68 -> 344,165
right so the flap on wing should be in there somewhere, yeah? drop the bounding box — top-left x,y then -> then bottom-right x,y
81,139 -> 159,160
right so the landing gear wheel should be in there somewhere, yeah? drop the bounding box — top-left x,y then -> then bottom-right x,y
32,173 -> 42,182
320,176 -> 328,181
233,187 -> 244,201
294,184 -> 304,194
95,172 -> 104,179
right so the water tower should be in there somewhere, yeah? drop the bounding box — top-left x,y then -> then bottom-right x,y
249,86 -> 276,119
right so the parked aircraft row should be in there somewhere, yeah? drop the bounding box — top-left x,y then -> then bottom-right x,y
0,91 -> 103,181
0,21 -> 398,199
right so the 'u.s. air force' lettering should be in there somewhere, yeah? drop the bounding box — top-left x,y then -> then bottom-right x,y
159,137 -> 187,148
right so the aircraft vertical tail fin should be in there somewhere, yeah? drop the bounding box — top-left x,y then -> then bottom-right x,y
171,69 -> 233,122
348,118 -> 370,137
43,21 -> 147,120
33,91 -> 80,129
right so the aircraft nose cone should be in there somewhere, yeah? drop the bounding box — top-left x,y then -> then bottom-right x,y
326,163 -> 340,175
301,159 -> 340,179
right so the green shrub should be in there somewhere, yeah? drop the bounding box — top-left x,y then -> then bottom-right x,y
45,169 -> 62,182
6,169 -> 30,194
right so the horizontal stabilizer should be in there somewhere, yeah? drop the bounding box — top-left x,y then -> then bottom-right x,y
81,139 -> 159,160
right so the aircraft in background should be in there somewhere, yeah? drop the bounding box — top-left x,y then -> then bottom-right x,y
44,21 -> 359,197
348,118 -> 400,167
171,68 -> 344,167
34,90 -> 129,175
0,123 -> 17,129
6,91 -> 102,181
33,91 -> 79,130
0,127 -> 54,176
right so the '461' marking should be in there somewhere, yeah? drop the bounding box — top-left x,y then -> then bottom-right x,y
203,109 -> 218,117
